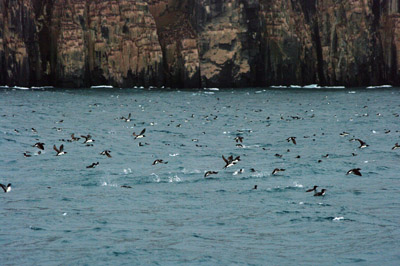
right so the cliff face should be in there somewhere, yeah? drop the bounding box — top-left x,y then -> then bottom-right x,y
0,0 -> 399,88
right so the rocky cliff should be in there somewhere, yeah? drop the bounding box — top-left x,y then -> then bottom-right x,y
0,0 -> 399,88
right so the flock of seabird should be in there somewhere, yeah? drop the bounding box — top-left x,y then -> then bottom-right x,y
1,95 -> 399,198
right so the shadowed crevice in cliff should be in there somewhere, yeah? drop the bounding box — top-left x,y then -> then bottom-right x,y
312,22 -> 326,85
149,0 -> 200,88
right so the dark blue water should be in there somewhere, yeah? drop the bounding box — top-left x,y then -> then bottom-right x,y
1,87 -> 400,265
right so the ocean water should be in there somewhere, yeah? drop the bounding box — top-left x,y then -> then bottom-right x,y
1,87 -> 400,265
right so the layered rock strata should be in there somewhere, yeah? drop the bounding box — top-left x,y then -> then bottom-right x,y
0,0 -> 399,87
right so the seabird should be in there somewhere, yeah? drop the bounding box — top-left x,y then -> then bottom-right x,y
233,169 -> 244,175
53,144 -> 67,156
306,185 -> 318,192
271,168 -> 285,175
314,189 -> 326,197
133,128 -> 146,139
286,137 -> 297,145
340,132 -> 349,137
274,153 -> 283,158
352,138 -> 368,148
33,142 -> 45,150
86,162 -> 99,168
0,183 -> 11,193
121,185 -> 132,188
81,135 -> 94,144
121,113 -> 131,122
392,143 -> 400,150
347,168 -> 362,176
222,155 -> 240,168
253,185 -> 257,190
100,150 -> 112,158
71,134 -> 80,141
23,152 -> 31,157
31,128 -> 37,133
234,136 -> 244,143
204,171 -> 218,178
152,159 -> 167,165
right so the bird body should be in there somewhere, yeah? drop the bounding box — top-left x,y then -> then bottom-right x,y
347,168 -> 362,176
0,183 -> 11,193
53,144 -> 66,156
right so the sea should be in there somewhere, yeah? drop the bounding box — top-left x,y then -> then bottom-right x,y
0,86 -> 400,265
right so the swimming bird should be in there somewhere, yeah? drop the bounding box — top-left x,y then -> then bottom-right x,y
234,136 -> 244,143
121,113 -> 131,122
33,142 -> 45,150
0,183 -> 11,193
306,185 -> 318,192
204,171 -> 218,178
340,132 -> 349,137
274,153 -> 283,158
133,128 -> 146,139
53,144 -> 67,156
23,152 -> 31,157
81,135 -> 94,144
314,189 -> 326,197
152,159 -> 167,165
100,150 -> 112,158
286,137 -> 296,145
392,143 -> 400,150
272,168 -> 285,175
121,185 -> 132,188
31,128 -> 37,133
86,162 -> 99,168
253,185 -> 257,190
347,168 -> 362,176
233,169 -> 244,175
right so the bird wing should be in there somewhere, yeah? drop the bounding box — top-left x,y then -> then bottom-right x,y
60,144 -> 64,152
0,183 -> 6,192
292,138 -> 297,145
222,155 -> 228,164
140,128 -> 146,135
128,113 -> 131,119
53,145 -> 60,153
81,135 -> 88,140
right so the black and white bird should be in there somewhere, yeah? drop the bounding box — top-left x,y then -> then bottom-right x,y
81,135 -> 94,144
271,168 -> 285,175
53,144 -> 67,156
121,113 -> 131,122
314,189 -> 326,197
86,162 -> 99,168
204,171 -> 218,178
23,152 -> 31,157
133,128 -> 146,139
33,142 -> 45,150
346,168 -> 362,176
286,137 -> 297,145
152,159 -> 167,165
234,136 -> 244,143
392,143 -> 400,150
70,134 -> 80,141
0,183 -> 11,193
350,138 -> 368,149
340,132 -> 349,137
306,186 -> 318,192
100,150 -> 112,158
222,155 -> 240,169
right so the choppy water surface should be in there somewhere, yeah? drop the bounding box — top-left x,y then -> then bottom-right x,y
1,87 -> 400,265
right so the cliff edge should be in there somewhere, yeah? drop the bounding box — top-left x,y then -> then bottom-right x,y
1,0 -> 399,88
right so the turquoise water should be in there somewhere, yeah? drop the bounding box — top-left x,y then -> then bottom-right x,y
1,87 -> 400,265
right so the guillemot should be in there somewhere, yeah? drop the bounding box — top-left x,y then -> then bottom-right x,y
392,143 -> 400,150
152,159 -> 167,165
33,142 -> 45,150
222,155 -> 240,168
86,162 -> 99,168
70,134 -> 80,141
23,152 -> 31,157
272,168 -> 285,175
133,128 -> 146,139
346,168 -> 362,176
314,189 -> 326,197
234,136 -> 244,143
204,171 -> 218,178
0,183 -> 11,193
53,144 -> 67,156
81,135 -> 94,144
286,137 -> 297,145
121,113 -> 131,122
306,185 -> 318,192
100,150 -> 112,158
350,138 -> 368,148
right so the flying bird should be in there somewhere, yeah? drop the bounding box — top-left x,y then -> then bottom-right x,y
53,144 -> 67,156
347,168 -> 362,176
0,183 -> 11,193
133,128 -> 146,139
